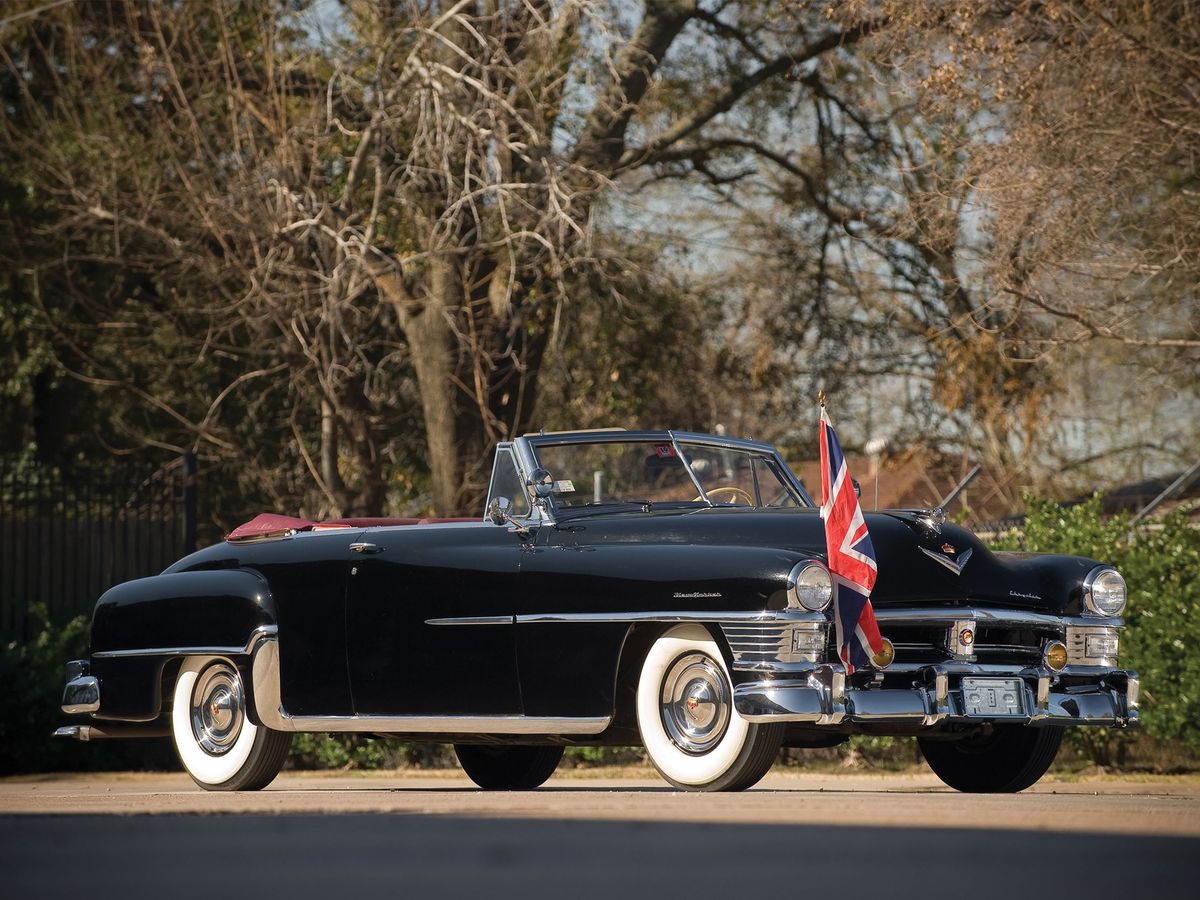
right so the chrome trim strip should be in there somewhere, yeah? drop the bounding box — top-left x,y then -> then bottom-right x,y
425,615 -> 514,626
250,637 -> 609,735
513,610 -> 827,625
91,624 -> 279,659
668,430 -> 713,506
873,607 -> 1121,629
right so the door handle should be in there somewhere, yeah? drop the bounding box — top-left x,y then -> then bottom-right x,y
349,542 -> 384,554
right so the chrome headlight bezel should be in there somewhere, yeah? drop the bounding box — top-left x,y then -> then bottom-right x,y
1082,566 -> 1127,617
788,561 -> 833,612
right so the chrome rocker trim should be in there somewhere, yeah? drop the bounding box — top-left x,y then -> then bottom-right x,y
734,664 -> 1140,728
249,637 -> 610,735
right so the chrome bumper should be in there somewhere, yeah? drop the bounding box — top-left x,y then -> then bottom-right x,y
734,664 -> 1140,728
61,659 -> 100,715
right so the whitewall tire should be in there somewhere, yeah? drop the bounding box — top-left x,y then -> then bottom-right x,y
636,625 -> 784,791
171,656 -> 291,791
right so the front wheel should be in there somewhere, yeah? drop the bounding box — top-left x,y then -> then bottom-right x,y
454,744 -> 565,790
918,725 -> 1064,793
636,625 -> 784,791
172,656 -> 292,791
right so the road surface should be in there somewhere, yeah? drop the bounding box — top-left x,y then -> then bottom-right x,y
4,771 -> 1197,898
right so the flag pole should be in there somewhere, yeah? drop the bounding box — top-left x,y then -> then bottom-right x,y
817,389 -> 826,409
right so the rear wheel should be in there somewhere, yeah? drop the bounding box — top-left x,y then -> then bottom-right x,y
919,725 -> 1063,793
171,657 -> 291,791
636,625 -> 784,791
454,744 -> 564,790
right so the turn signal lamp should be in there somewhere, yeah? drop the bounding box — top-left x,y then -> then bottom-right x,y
871,638 -> 895,670
1044,640 -> 1068,672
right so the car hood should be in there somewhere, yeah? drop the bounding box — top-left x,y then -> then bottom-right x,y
556,506 -> 1102,615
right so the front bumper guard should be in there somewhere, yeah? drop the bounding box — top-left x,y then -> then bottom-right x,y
61,659 -> 100,715
734,664 -> 1140,728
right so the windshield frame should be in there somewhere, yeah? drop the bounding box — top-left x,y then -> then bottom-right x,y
517,430 -> 814,519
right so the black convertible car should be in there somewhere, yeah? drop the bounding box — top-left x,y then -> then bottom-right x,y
57,430 -> 1138,792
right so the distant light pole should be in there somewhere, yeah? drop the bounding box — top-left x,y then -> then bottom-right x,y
865,436 -> 889,510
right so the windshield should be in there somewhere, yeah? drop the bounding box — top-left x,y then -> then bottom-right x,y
531,439 -> 803,510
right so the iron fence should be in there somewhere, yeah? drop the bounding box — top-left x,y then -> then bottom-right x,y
0,455 -> 196,643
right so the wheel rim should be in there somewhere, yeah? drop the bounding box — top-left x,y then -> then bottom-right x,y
189,662 -> 245,756
659,652 -> 731,755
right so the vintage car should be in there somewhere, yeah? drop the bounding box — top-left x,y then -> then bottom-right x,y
56,429 -> 1138,792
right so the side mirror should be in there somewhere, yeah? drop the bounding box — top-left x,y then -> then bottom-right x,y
527,467 -> 554,499
487,496 -> 512,525
851,477 -> 862,499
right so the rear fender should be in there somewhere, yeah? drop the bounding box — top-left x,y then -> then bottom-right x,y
87,570 -> 275,722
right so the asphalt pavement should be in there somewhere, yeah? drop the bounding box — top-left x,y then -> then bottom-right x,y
4,772 -> 1197,898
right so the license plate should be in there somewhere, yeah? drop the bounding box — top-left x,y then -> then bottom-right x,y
961,677 -> 1025,717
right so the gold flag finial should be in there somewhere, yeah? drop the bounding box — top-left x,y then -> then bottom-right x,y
817,389 -> 826,409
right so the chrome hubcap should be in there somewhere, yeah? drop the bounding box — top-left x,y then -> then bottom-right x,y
190,663 -> 245,756
659,653 -> 731,754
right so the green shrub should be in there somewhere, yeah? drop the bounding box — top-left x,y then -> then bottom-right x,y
993,497 -> 1200,763
0,603 -> 175,774
287,734 -> 456,770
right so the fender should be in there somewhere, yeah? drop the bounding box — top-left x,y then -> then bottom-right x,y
91,569 -> 276,655
82,569 -> 275,722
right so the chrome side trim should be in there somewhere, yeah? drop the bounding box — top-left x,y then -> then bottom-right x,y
514,610 -> 827,625
250,637 -> 609,735
873,607 -> 1121,629
91,625 -> 279,659
425,615 -> 514,626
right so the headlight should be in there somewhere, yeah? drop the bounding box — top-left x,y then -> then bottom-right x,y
1083,566 -> 1126,617
788,562 -> 833,611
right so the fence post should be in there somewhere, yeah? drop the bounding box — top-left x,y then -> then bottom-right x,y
182,452 -> 197,554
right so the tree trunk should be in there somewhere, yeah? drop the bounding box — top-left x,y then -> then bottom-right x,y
405,259 -> 464,515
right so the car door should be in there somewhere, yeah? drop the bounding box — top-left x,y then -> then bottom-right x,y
344,521 -> 525,716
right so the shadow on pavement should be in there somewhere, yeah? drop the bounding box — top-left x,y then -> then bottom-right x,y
3,813 -> 1195,898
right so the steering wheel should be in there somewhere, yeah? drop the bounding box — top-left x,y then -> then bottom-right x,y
695,485 -> 756,506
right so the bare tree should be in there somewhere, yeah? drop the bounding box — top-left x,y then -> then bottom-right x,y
3,0 -> 876,515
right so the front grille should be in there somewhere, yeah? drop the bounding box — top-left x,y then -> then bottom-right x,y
879,622 -> 1053,667
1066,625 -> 1119,666
722,622 -> 827,671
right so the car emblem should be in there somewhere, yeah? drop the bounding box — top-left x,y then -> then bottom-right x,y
920,545 -> 973,575
941,543 -> 956,554
686,696 -> 699,711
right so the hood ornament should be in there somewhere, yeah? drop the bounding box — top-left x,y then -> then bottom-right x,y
920,545 -> 973,576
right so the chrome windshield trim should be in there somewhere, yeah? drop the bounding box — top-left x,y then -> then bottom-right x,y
669,430 -> 712,506
513,610 -> 826,625
873,607 -> 1122,629
91,625 -> 279,659
250,637 -> 608,734
425,615 -> 514,626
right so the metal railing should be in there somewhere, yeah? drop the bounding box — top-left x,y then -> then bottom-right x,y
0,455 -> 196,642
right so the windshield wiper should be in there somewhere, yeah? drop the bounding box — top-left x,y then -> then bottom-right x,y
560,499 -> 655,517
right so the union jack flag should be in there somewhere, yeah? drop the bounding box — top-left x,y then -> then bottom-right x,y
819,402 -> 885,674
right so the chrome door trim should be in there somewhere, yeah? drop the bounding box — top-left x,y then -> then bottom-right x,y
92,625 -> 279,659
425,615 -> 515,626
250,638 -> 609,735
512,610 -> 827,625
